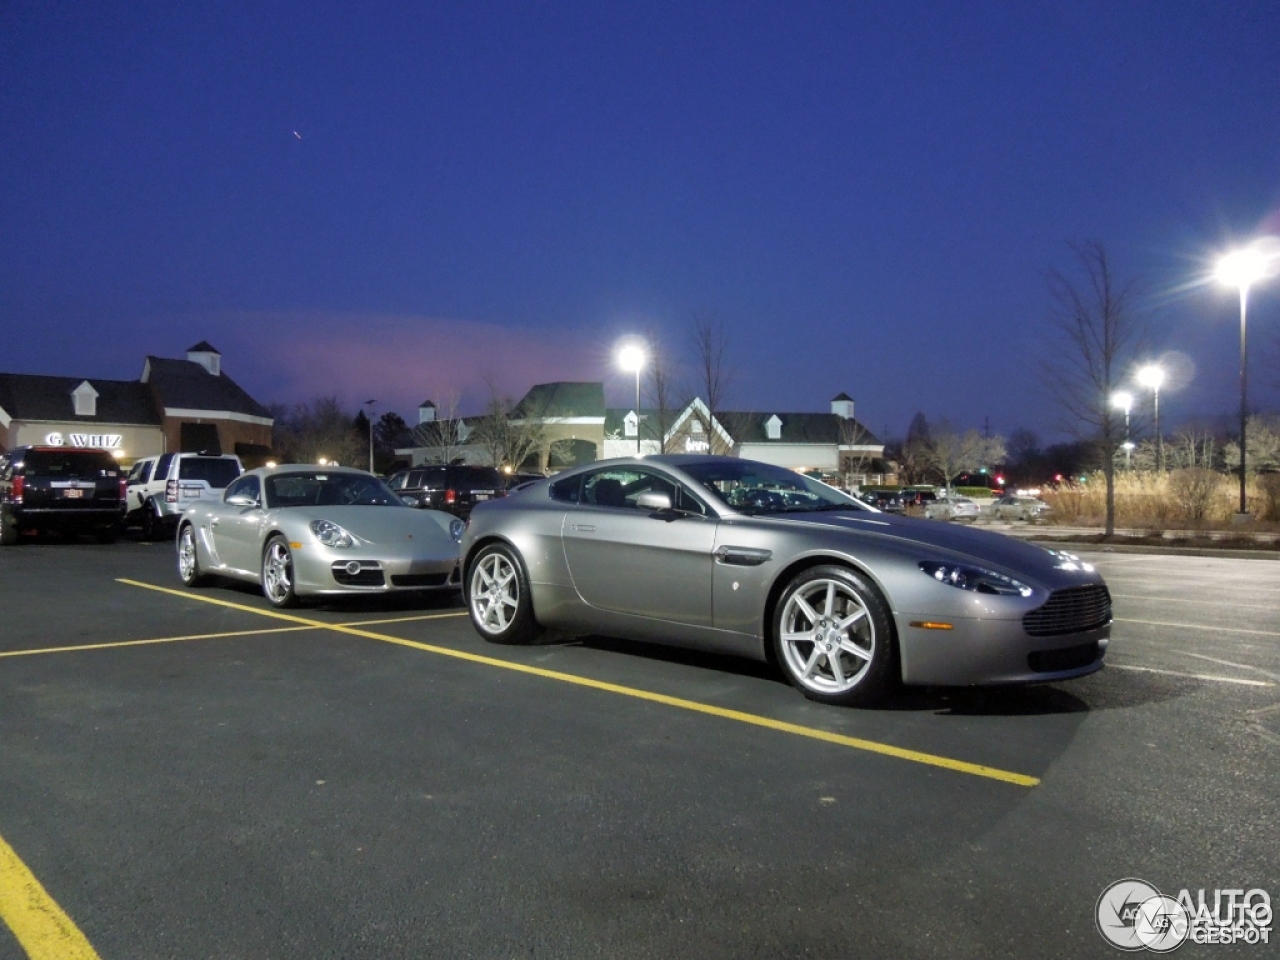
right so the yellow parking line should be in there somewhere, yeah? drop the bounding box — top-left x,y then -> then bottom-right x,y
0,832 -> 100,960
118,579 -> 1040,788
1115,617 -> 1280,638
0,625 -> 318,659
344,612 -> 467,627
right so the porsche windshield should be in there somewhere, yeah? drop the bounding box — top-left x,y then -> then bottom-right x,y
680,461 -> 866,515
264,472 -> 403,508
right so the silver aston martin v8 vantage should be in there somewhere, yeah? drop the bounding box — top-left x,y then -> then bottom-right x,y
177,465 -> 464,607
461,455 -> 1110,706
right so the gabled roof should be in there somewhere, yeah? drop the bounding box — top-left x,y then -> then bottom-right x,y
511,381 -> 605,420
0,373 -> 162,425
831,392 -> 854,402
722,411 -> 881,446
603,407 -> 667,441
142,356 -> 272,419
187,340 -> 220,354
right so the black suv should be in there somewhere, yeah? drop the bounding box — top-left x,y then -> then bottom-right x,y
386,465 -> 506,519
0,446 -> 127,544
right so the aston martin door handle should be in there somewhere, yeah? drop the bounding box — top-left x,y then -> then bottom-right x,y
714,546 -> 772,566
570,524 -> 596,532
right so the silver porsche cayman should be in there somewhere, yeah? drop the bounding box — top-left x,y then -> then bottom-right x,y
176,464 -> 464,607
461,455 -> 1110,706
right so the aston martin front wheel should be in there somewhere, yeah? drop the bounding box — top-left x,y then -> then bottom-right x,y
773,565 -> 896,707
467,543 -> 540,645
262,535 -> 299,608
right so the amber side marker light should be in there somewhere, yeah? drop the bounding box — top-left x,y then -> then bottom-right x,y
909,621 -> 955,630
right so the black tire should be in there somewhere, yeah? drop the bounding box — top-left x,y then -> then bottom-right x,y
177,523 -> 212,587
466,542 -> 541,645
261,534 -> 299,608
141,499 -> 162,540
772,564 -> 897,707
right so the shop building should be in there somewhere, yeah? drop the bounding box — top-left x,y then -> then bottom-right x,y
0,342 -> 273,463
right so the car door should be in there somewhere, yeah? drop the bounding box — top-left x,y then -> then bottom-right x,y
209,475 -> 265,574
561,466 -> 717,626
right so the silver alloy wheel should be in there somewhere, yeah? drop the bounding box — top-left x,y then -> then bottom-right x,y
778,577 -> 875,695
178,526 -> 198,581
263,540 -> 293,603
470,551 -> 519,635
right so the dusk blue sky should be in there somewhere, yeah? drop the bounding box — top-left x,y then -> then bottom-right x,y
3,1 -> 1278,443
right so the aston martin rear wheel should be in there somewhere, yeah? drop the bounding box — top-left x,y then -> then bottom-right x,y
262,535 -> 299,608
467,543 -> 540,645
773,565 -> 895,707
177,523 -> 212,587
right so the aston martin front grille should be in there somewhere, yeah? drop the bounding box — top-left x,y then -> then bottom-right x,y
1022,584 -> 1111,637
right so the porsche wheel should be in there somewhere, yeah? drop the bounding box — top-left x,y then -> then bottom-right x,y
262,535 -> 299,608
177,523 -> 212,587
773,565 -> 895,707
467,543 -> 540,645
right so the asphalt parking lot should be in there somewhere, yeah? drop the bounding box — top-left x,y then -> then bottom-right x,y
1,538 -> 1278,959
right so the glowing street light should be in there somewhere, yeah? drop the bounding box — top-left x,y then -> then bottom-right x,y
1137,365 -> 1165,472
1111,391 -> 1134,471
617,342 -> 646,456
1216,242 -> 1276,518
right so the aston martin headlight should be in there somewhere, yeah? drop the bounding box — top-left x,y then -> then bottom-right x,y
918,561 -> 1032,597
310,519 -> 356,548
449,518 -> 466,543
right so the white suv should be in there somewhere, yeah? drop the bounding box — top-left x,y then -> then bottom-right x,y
125,453 -> 243,539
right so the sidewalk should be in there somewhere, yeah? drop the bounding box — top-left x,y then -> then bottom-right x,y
978,520 -> 1280,560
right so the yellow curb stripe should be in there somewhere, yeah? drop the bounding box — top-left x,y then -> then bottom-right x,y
119,579 -> 1040,787
0,626 -> 318,659
1115,617 -> 1280,638
0,832 -> 100,960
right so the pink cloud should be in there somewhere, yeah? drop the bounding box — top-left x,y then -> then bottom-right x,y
213,311 -> 619,418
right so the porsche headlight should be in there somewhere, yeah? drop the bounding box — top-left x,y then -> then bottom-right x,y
449,518 -> 466,543
310,519 -> 356,548
918,561 -> 1032,597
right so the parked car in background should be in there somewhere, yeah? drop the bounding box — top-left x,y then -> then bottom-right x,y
386,465 -> 506,519
857,489 -> 904,513
992,494 -> 1051,522
0,445 -> 126,544
176,465 -> 464,607
125,453 -> 243,539
461,455 -> 1111,707
925,495 -> 981,522
899,489 -> 940,511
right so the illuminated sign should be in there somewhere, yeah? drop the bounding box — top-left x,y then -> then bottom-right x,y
44,432 -> 124,449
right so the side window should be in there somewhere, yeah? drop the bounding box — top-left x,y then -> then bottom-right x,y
387,472 -> 407,491
154,453 -> 174,481
580,468 -> 703,513
126,460 -> 150,484
224,475 -> 261,503
549,473 -> 581,503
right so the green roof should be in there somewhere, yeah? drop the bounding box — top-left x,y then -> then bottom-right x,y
511,382 -> 605,419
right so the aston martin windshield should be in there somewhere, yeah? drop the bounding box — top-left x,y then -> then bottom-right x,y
264,472 -> 403,508
680,460 -> 866,515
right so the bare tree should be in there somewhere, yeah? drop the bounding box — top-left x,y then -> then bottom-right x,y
647,329 -> 680,454
891,412 -> 933,486
838,418 -> 878,487
690,313 -> 735,455
1045,241 -> 1145,536
472,382 -> 547,471
411,391 -> 465,465
920,421 -> 1007,490
270,396 -> 365,466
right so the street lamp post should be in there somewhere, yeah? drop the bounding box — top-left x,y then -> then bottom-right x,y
616,344 -> 646,456
1137,366 -> 1164,472
1111,391 -> 1134,471
1216,245 -> 1273,519
364,399 -> 377,473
